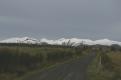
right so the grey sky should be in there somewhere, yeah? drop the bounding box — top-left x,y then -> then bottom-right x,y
0,0 -> 121,41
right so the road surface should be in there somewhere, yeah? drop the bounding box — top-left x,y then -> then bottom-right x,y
23,53 -> 96,80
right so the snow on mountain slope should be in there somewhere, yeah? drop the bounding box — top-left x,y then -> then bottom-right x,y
94,39 -> 121,46
0,37 -> 39,44
40,38 -> 94,45
0,37 -> 121,46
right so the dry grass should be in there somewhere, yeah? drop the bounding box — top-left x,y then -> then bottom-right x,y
88,51 -> 121,80
108,51 -> 121,71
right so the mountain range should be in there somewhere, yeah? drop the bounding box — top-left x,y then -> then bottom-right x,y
0,37 -> 121,46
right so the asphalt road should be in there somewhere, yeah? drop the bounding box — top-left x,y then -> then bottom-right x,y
23,53 -> 96,80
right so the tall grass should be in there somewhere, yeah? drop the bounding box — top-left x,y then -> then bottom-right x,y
0,46 -> 83,80
87,49 -> 121,80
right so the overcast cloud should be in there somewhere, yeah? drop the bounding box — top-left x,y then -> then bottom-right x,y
0,0 -> 121,41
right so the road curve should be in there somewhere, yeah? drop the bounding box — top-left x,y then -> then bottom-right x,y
23,53 -> 96,80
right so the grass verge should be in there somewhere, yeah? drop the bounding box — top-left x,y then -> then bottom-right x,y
87,51 -> 121,80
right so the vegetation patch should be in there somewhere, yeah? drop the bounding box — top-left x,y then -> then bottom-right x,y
0,45 -> 85,80
87,49 -> 121,80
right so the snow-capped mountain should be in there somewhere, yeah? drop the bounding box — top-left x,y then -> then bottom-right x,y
94,39 -> 121,46
40,38 -> 121,46
0,37 -> 39,44
0,37 -> 121,46
40,38 -> 95,45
